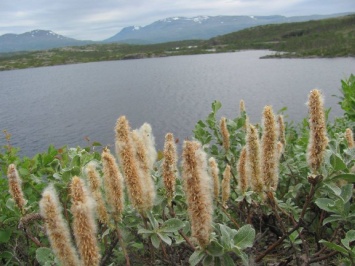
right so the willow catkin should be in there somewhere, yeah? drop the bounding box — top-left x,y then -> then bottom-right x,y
182,141 -> 213,248
345,128 -> 355,148
221,164 -> 231,208
246,124 -> 264,194
277,115 -> 286,153
39,185 -> 81,266
7,164 -> 26,214
131,130 -> 156,211
220,117 -> 230,150
240,99 -> 246,115
85,162 -> 110,225
162,133 -> 178,206
101,148 -> 125,222
261,106 -> 279,191
307,89 -> 329,174
237,146 -> 248,193
208,157 -> 220,200
70,176 -> 100,266
115,116 -> 145,213
138,123 -> 157,170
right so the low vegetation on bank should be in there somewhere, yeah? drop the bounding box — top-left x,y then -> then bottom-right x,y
0,75 -> 355,265
0,14 -> 354,71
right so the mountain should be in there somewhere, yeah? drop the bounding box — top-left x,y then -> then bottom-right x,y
104,13 -> 352,44
0,30 -> 93,53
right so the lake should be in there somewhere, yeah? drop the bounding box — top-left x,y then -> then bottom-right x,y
0,50 -> 354,157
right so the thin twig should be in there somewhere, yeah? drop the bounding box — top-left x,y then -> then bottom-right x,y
255,176 -> 320,263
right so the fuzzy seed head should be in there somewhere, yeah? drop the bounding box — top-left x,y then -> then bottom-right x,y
115,116 -> 145,213
138,123 -> 157,170
7,164 -> 26,214
131,130 -> 156,211
162,133 -> 178,206
40,185 -> 81,266
345,128 -> 355,148
261,106 -> 279,191
221,165 -> 231,208
246,124 -> 264,194
101,148 -> 125,222
307,89 -> 329,174
220,117 -> 230,150
182,141 -> 213,248
85,162 -> 110,225
208,157 -> 220,200
70,176 -> 100,266
237,146 -> 249,193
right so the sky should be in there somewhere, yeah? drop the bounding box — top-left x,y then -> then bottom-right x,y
1,0 -> 354,41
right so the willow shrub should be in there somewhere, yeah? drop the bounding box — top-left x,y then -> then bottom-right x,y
0,75 -> 355,265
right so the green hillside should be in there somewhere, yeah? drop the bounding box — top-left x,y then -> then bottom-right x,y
0,14 -> 354,71
210,14 -> 355,57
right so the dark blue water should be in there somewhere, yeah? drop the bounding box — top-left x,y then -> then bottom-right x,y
0,50 -> 354,157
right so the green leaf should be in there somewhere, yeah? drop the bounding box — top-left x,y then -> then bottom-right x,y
319,240 -> 348,254
329,173 -> 355,182
222,254 -> 235,266
151,234 -> 160,249
157,232 -> 172,246
0,230 -> 11,243
315,198 -> 335,213
323,214 -> 343,225
212,100 -> 222,113
330,154 -> 347,171
36,247 -> 55,266
189,250 -> 205,266
233,224 -> 255,250
137,228 -> 153,235
147,211 -> 159,229
202,255 -> 214,266
324,183 -> 341,197
92,142 -> 102,147
219,224 -> 237,248
341,230 -> 355,250
206,240 -> 224,257
159,218 -> 184,233
232,247 -> 249,266
340,184 -> 353,203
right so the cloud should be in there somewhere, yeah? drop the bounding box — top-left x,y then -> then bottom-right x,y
0,0 -> 354,40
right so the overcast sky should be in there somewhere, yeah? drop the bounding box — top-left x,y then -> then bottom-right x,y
1,0 -> 354,41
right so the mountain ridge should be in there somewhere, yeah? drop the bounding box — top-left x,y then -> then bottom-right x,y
0,12 -> 352,53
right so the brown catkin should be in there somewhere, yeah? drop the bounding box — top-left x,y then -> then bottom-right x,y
70,176 -> 100,266
277,115 -> 286,152
246,124 -> 264,194
208,157 -> 220,200
307,89 -> 329,174
101,148 -> 125,222
345,128 -> 355,148
221,164 -> 231,208
182,141 -> 213,248
237,146 -> 248,193
85,162 -> 110,225
115,116 -> 145,213
162,133 -> 178,206
261,106 -> 279,191
131,130 -> 156,211
7,164 -> 26,214
220,117 -> 230,150
39,185 -> 81,266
